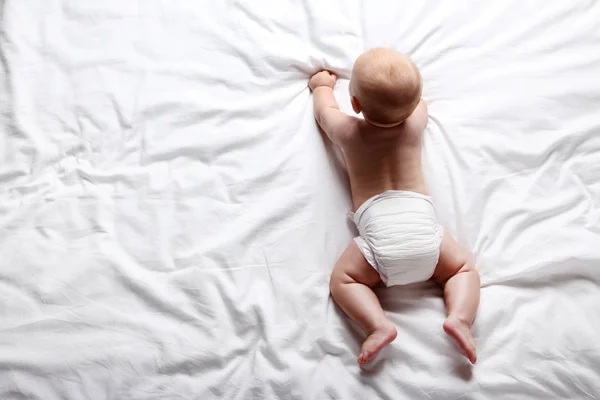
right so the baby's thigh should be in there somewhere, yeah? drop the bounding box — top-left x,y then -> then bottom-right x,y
331,240 -> 381,287
431,233 -> 471,285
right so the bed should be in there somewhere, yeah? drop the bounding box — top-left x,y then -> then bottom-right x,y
1,0 -> 599,398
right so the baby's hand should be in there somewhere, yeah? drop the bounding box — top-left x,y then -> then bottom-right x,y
309,70 -> 337,91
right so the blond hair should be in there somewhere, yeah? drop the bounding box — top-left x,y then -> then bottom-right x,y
350,48 -> 422,126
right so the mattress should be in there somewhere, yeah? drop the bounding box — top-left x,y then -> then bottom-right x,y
1,1 -> 599,398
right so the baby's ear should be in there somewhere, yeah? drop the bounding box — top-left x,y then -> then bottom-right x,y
351,96 -> 362,114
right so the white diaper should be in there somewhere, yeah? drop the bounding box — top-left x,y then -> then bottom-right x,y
352,190 -> 443,286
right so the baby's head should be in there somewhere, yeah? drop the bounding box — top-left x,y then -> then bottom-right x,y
350,48 -> 422,127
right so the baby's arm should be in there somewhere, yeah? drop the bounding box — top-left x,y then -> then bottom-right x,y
309,71 -> 351,146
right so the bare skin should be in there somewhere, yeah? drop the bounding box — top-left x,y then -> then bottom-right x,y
310,67 -> 480,365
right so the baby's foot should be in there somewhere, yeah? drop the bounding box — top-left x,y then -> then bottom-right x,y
358,322 -> 397,364
443,316 -> 477,364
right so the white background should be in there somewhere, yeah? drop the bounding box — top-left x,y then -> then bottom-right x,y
1,1 -> 599,398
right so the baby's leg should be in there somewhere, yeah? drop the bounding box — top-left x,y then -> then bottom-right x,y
330,241 -> 397,364
432,233 -> 480,364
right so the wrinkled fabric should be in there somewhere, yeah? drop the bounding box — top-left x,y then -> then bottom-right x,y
353,191 -> 442,286
1,0 -> 600,399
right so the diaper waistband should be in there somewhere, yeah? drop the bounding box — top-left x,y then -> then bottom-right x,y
352,190 -> 434,227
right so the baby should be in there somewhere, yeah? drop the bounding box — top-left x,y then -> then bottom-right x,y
309,48 -> 480,365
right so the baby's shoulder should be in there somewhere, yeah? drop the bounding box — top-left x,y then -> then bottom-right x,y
334,115 -> 362,141
405,100 -> 429,132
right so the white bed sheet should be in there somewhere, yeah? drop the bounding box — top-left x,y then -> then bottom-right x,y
1,0 -> 600,398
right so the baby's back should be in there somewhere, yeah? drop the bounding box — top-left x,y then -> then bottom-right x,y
342,101 -> 429,210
